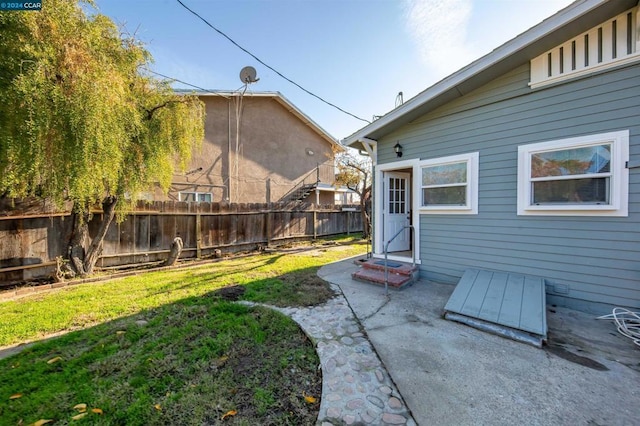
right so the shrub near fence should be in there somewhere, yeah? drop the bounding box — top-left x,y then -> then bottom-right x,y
0,199 -> 362,286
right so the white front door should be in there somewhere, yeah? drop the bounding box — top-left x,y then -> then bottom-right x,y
384,172 -> 410,252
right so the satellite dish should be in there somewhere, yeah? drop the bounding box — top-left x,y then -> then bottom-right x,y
239,66 -> 259,84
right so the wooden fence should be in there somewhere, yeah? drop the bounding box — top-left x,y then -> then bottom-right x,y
0,199 -> 362,286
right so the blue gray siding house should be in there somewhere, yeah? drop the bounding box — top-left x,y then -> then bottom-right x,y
344,0 -> 639,314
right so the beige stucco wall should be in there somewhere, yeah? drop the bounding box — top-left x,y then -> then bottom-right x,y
168,94 -> 336,204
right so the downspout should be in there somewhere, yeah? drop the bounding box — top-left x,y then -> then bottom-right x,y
227,99 -> 232,202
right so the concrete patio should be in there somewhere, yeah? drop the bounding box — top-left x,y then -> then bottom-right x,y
318,257 -> 640,425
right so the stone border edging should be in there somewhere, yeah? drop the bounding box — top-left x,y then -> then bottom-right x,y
241,285 -> 416,425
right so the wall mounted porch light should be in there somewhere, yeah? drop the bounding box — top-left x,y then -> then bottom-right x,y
394,142 -> 403,158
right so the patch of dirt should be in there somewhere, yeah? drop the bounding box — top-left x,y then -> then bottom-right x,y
213,285 -> 246,301
1,276 -> 55,289
224,333 -> 322,424
279,272 -> 335,306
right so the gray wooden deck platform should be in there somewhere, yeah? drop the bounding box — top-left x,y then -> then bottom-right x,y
444,269 -> 547,347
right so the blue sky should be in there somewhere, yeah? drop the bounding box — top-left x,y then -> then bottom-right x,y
94,0 -> 574,141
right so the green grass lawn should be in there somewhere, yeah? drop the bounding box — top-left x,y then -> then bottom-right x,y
0,237 -> 366,425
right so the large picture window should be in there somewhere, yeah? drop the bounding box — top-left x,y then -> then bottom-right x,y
517,130 -> 629,216
419,152 -> 479,214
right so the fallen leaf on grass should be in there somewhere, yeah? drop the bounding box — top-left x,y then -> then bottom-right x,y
9,393 -> 22,400
154,404 -> 161,411
221,410 -> 237,420
116,331 -> 126,335
303,392 -> 317,404
31,420 -> 53,426
47,356 -> 62,364
91,408 -> 103,415
72,412 -> 87,420
73,403 -> 87,412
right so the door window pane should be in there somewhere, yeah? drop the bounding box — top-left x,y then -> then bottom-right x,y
388,177 -> 408,214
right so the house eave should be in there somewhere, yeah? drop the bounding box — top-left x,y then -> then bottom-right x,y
342,0 -> 638,147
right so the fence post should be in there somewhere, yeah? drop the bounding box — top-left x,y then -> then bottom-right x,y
347,210 -> 350,236
313,204 -> 317,240
265,207 -> 271,247
266,179 -> 271,204
196,213 -> 202,259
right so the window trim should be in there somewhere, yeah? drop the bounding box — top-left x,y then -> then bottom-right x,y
419,152 -> 479,215
517,130 -> 629,216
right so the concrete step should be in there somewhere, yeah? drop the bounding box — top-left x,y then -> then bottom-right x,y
351,265 -> 415,289
357,258 -> 418,276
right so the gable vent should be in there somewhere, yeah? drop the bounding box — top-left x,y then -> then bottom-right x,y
530,6 -> 639,88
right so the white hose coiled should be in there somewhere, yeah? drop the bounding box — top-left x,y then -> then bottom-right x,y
597,307 -> 640,347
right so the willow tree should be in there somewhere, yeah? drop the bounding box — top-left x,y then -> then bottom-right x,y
0,0 -> 205,276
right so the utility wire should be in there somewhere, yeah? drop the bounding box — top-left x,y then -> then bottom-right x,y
143,68 -> 231,98
146,68 -> 251,100
175,0 -> 370,124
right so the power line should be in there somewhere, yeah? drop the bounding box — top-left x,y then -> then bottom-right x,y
143,68 -> 230,98
175,0 -> 370,124
146,68 -> 254,99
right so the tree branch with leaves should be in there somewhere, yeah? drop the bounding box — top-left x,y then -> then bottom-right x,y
334,149 -> 373,239
0,0 -> 205,276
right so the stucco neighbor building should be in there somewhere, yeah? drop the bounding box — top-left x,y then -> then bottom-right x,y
344,0 -> 640,314
168,91 -> 343,205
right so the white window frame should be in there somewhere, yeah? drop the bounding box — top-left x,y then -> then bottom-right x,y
179,191 -> 213,203
419,152 -> 479,215
517,130 -> 629,216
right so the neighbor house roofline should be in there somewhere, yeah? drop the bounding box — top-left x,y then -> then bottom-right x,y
176,89 -> 343,150
342,0 -> 638,146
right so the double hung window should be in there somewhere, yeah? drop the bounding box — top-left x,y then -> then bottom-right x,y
419,152 -> 478,214
517,131 -> 629,216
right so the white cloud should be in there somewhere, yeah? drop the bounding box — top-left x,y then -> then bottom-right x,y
403,0 -> 476,78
